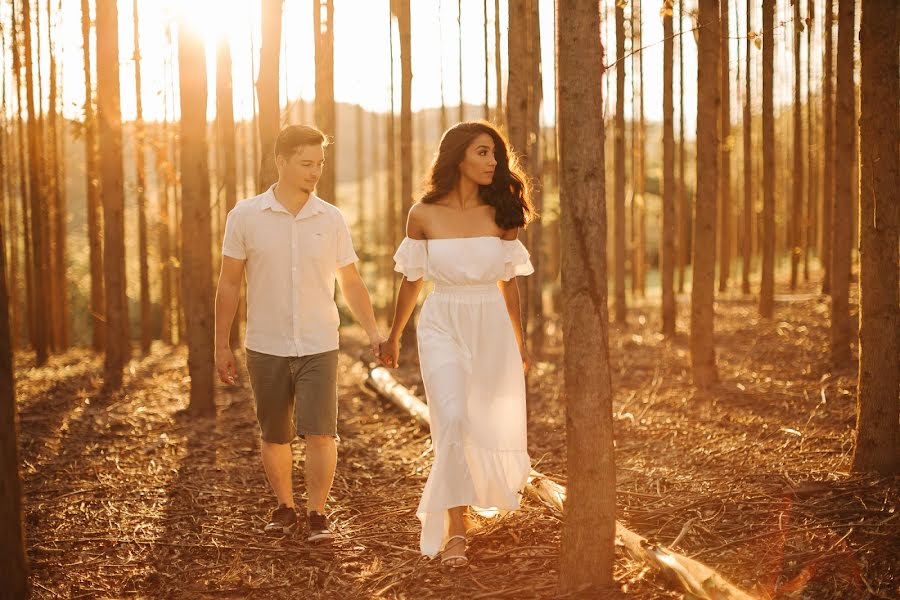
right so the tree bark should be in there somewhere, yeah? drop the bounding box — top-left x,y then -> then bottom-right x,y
661,0 -> 676,336
81,0 -> 104,352
821,0 -> 834,294
790,0 -> 804,291
829,0 -> 855,366
313,0 -> 336,203
718,0 -> 731,293
614,0 -> 627,323
691,0 -> 720,388
759,0 -> 775,318
132,0 -> 151,354
217,39 -> 240,349
805,0 -> 817,282
741,0 -> 753,295
555,1 -> 615,591
493,0 -> 503,128
256,0 -> 283,192
0,215 -> 30,599
852,0 -> 899,474
677,0 -> 687,294
22,0 -> 49,365
178,16 -> 216,416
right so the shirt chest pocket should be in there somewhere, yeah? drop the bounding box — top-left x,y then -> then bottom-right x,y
303,226 -> 335,263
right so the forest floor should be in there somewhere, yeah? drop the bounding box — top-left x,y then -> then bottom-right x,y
14,276 -> 899,599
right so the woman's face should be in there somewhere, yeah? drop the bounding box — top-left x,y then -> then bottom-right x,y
458,132 -> 498,187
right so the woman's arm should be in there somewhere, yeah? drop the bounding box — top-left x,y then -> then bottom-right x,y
381,205 -> 427,367
498,228 -> 530,372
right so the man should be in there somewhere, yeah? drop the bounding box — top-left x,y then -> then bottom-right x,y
215,125 -> 382,542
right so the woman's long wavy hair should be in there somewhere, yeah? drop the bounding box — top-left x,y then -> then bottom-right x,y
418,121 -> 537,230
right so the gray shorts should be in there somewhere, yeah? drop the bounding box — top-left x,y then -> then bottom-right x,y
245,348 -> 339,444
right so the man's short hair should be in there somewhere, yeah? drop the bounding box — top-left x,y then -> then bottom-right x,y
274,125 -> 330,159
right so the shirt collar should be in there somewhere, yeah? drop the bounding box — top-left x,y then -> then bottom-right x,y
260,184 -> 327,220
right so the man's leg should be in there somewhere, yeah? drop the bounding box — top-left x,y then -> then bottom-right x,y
305,435 -> 337,513
261,441 -> 295,507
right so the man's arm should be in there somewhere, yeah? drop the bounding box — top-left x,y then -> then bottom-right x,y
335,263 -> 383,352
215,256 -> 246,384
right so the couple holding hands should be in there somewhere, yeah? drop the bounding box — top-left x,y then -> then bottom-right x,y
214,120 -> 535,568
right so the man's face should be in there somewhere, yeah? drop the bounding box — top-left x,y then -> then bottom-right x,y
278,144 -> 325,194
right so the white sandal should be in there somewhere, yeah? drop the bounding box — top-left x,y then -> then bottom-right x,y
440,535 -> 469,568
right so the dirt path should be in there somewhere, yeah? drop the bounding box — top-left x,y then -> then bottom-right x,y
15,277 -> 897,599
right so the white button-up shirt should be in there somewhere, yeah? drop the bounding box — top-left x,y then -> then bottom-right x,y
222,185 -> 359,357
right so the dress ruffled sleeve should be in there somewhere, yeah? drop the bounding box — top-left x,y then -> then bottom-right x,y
501,239 -> 535,281
393,237 -> 428,281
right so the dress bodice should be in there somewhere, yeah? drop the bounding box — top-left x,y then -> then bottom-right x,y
393,236 -> 534,286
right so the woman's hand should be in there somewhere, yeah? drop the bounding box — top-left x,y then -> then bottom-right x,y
379,336 -> 401,368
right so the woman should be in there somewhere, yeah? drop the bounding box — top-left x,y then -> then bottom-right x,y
379,121 -> 536,567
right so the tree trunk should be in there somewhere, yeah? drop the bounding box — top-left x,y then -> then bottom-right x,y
790,0 -> 804,291
741,0 -> 753,295
313,0 -> 336,203
387,6 -> 399,303
178,16 -> 216,416
821,0 -> 834,294
614,0 -> 627,323
0,216 -> 30,598
458,0 -> 464,122
506,0 -> 528,162
22,0 -> 49,365
46,0 -> 66,352
217,39 -> 240,349
131,0 -> 151,354
397,0 -> 417,354
527,0 -> 544,353
158,112 -> 173,345
718,0 -> 731,293
830,0 -> 855,366
677,0 -> 687,294
81,0 -> 104,351
555,1 -> 615,591
691,0 -> 720,388
805,0 -> 817,282
852,0 -> 899,474
482,0 -> 490,119
256,0 -> 283,192
356,104 -> 365,246
493,0 -> 503,128
0,50 -> 20,351
759,0 -> 775,318
634,0 -> 646,298
97,0 -> 129,386
661,0 -> 676,336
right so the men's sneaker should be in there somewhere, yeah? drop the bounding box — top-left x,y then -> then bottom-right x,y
306,511 -> 335,544
264,504 -> 298,535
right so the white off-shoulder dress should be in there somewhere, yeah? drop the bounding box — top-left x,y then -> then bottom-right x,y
392,235 -> 534,558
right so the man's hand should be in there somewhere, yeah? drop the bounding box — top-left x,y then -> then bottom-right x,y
216,347 -> 238,385
379,336 -> 401,368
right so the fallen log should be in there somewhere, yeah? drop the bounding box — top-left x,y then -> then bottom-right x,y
365,365 -> 757,600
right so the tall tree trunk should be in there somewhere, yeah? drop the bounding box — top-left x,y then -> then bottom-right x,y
158,111 -> 173,345
852,0 -> 898,474
830,0 -> 854,366
506,0 -> 528,166
790,0 -> 804,290
482,0 -> 490,119
677,0 -> 687,294
556,0 -> 615,590
256,0 -> 283,192
23,0 -> 49,365
805,0 -> 817,283
718,0 -> 731,293
313,0 -> 336,203
527,0 -> 544,352
634,0 -> 646,298
178,14 -> 216,416
46,0 -> 65,351
217,39 -> 240,348
398,0 -> 417,353
12,0 -> 33,351
356,104 -> 365,246
691,0 -> 720,388
0,47 -> 20,351
250,24 -> 260,193
759,0 -> 776,318
387,5 -> 398,303
132,0 -> 151,354
614,0 -> 627,323
821,0 -> 834,294
81,0 -> 104,351
96,0 -> 129,387
661,0 -> 676,335
458,0 -> 464,122
0,215 -> 29,598
493,0 -> 503,128
741,0 -> 753,295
